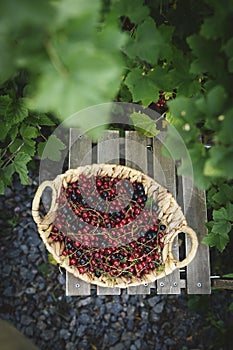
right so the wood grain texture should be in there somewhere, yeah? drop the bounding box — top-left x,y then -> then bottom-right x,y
97,130 -> 120,164
182,176 -> 211,294
66,273 -> 91,296
66,128 -> 92,296
153,137 -> 181,294
96,130 -> 121,295
125,131 -> 151,294
69,129 -> 92,168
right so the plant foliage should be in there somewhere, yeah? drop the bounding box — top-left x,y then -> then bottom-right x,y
0,0 -> 232,252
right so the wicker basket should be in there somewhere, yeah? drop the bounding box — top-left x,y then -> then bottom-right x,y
32,164 -> 198,288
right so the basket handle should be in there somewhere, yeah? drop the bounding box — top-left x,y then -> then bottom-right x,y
32,180 -> 58,225
168,226 -> 198,269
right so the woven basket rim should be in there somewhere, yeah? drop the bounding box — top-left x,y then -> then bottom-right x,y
32,163 -> 198,288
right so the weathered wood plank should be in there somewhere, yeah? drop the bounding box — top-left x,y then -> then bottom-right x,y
153,137 -> 181,294
69,129 -> 92,167
97,130 -> 120,164
125,131 -> 151,295
66,274 -> 91,296
182,176 -> 211,294
66,129 -> 92,296
125,131 -> 148,173
97,130 -> 121,295
212,279 -> 233,290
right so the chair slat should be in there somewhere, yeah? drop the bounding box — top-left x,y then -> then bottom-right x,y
153,137 -> 181,294
182,177 -> 211,294
66,129 -> 92,296
66,274 -> 91,296
96,130 -> 121,295
125,131 -> 151,294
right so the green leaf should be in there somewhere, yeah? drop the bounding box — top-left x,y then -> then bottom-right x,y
226,202 -> 233,221
13,151 -> 31,185
9,139 -> 24,153
29,37 -> 125,118
40,135 -> 66,162
187,35 -> 224,77
129,112 -> 160,138
125,17 -> 173,65
211,220 -> 232,235
112,0 -> 150,24
38,115 -> 56,126
0,95 -> 11,115
202,228 -> 230,252
48,253 -> 58,265
0,120 -> 11,141
206,85 -> 227,116
204,145 -> 233,179
223,38 -> 233,72
0,179 -> 5,194
222,273 -> 233,278
213,207 -> 228,221
20,124 -> 39,139
125,68 -> 159,105
6,98 -> 28,125
37,142 -> 46,158
212,184 -> 233,205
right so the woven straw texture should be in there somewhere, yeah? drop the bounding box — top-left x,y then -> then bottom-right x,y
32,164 -> 198,288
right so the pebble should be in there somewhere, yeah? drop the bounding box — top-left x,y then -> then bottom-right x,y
21,315 -> 33,326
153,301 -> 165,314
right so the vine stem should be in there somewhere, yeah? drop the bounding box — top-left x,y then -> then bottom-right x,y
45,40 -> 68,77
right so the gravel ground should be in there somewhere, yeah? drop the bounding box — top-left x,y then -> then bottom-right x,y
0,170 -> 232,350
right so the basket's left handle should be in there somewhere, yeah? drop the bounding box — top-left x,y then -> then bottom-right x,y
168,226 -> 198,269
32,181 -> 58,225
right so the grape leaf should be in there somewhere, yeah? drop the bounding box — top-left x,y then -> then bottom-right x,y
13,151 -> 31,184
129,112 -> 160,138
40,135 -> 66,162
0,95 -> 11,115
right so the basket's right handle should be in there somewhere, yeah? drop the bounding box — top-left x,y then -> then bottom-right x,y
168,226 -> 199,269
32,181 -> 58,225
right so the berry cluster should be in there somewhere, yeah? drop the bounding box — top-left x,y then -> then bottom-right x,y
49,174 -> 167,282
154,89 -> 177,109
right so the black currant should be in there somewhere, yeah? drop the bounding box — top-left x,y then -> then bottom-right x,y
160,224 -> 166,231
118,254 -> 124,261
71,193 -> 78,201
95,271 -> 101,278
66,242 -> 73,249
76,250 -> 82,257
80,258 -> 87,265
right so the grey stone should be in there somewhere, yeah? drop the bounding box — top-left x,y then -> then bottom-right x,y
130,345 -> 137,350
2,265 -> 12,275
126,319 -> 134,331
153,301 -> 164,314
126,305 -> 135,316
148,296 -> 160,307
79,313 -> 91,325
4,187 -> 13,198
58,273 -> 66,285
76,324 -> 86,337
37,320 -> 46,331
43,330 -> 55,341
141,309 -> 149,319
8,250 -> 20,258
25,287 -> 36,294
65,343 -> 76,350
21,315 -> 33,326
135,339 -> 141,349
109,343 -> 125,350
20,244 -> 29,254
3,286 -> 14,297
60,329 -> 71,340
111,302 -> 123,314
77,296 -> 92,307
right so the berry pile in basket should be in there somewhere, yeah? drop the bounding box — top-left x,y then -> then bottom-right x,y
49,174 -> 167,281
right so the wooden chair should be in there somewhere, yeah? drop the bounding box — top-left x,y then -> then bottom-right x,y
66,126 -> 211,295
